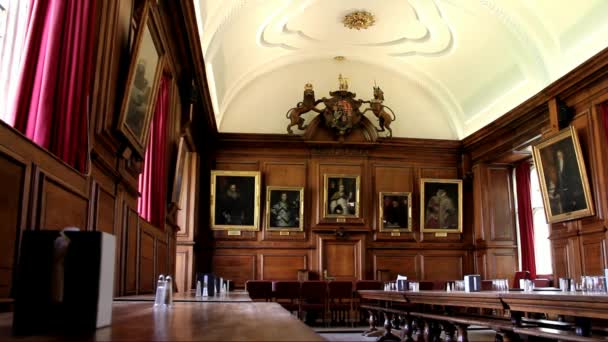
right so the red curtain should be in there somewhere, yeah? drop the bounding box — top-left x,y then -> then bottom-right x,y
138,75 -> 171,228
12,0 -> 96,173
515,160 -> 537,279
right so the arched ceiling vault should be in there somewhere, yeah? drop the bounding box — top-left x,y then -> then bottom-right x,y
195,0 -> 608,139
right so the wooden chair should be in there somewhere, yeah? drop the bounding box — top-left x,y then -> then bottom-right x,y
273,281 -> 301,317
245,280 -> 272,302
300,281 -> 328,326
328,281 -> 353,326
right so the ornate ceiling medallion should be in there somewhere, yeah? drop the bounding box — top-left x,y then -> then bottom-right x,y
343,10 -> 375,30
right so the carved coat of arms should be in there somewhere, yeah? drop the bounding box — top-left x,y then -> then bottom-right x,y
285,74 -> 396,138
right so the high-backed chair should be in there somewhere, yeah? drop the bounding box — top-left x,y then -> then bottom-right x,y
273,281 -> 301,317
328,281 -> 353,326
300,281 -> 328,326
245,280 -> 272,302
513,271 -> 531,289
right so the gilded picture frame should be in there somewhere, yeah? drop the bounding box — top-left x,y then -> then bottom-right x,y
532,126 -> 594,223
170,137 -> 187,204
379,192 -> 412,232
210,170 -> 261,231
420,178 -> 463,233
265,186 -> 304,232
323,174 -> 360,218
117,2 -> 165,158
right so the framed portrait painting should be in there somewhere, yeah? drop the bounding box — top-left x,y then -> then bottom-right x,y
532,126 -> 594,223
265,186 -> 304,232
117,2 -> 165,157
420,178 -> 463,233
323,174 -> 360,218
379,192 -> 412,232
210,170 -> 261,231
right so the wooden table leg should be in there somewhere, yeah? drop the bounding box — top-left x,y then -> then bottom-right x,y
412,318 -> 424,342
400,315 -> 413,342
443,322 -> 456,342
429,321 -> 442,342
377,312 -> 401,342
455,324 -> 469,342
363,310 -> 378,335
510,311 -> 522,327
575,317 -> 591,337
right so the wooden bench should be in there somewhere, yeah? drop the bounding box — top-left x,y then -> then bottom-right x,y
360,303 -> 517,341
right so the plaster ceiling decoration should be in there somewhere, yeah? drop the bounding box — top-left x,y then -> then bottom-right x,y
195,0 -> 608,139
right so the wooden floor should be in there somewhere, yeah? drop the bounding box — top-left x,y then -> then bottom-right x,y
0,302 -> 324,341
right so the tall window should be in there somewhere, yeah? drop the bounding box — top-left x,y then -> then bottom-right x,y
0,0 -> 30,124
530,164 -> 553,275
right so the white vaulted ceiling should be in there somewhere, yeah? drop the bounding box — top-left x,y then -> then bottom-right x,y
194,0 -> 608,139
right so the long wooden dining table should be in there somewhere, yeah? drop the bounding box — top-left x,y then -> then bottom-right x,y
358,289 -> 608,340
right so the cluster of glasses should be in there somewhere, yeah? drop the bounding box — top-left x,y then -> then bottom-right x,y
448,280 -> 465,292
491,279 -> 509,292
408,282 -> 419,292
383,282 -> 397,291
520,279 -> 534,291
578,275 -> 607,293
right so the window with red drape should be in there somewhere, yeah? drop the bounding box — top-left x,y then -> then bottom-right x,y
138,75 -> 171,228
515,160 -> 537,279
10,0 -> 96,173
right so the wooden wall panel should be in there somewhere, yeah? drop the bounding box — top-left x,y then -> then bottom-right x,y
487,167 -> 516,241
580,232 -> 607,276
317,233 -> 365,281
420,167 -> 458,179
491,249 -> 518,283
124,207 -> 139,294
139,228 -> 155,294
373,252 -> 418,280
157,239 -> 168,278
213,255 -> 256,288
39,177 -> 88,230
175,246 -> 193,292
261,254 -> 307,280
421,253 -> 464,280
95,186 -> 116,234
0,151 -> 26,298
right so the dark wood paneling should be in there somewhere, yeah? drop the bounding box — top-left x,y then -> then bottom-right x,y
125,207 -> 139,294
39,177 -> 88,230
157,239 -> 168,279
487,166 -> 516,241
317,233 -> 364,281
139,227 -> 155,294
213,254 -> 256,288
260,254 -> 307,280
421,252 -> 464,280
580,232 -> 607,276
0,151 -> 26,298
373,252 -> 418,280
95,185 -> 116,234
